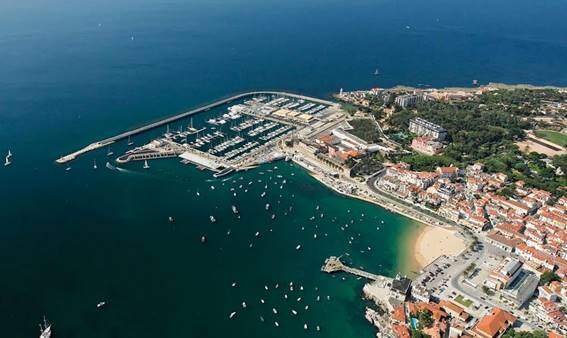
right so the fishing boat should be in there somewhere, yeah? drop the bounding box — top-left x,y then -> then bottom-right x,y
5,150 -> 12,166
143,160 -> 150,169
39,316 -> 52,338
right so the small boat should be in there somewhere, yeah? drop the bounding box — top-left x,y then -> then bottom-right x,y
127,136 -> 134,146
265,203 -> 270,211
93,159 -> 97,169
105,162 -> 115,170
274,321 -> 279,327
291,310 -> 297,315
316,325 -> 321,331
96,301 -> 106,308
272,308 -> 278,314
65,166 -> 72,171
39,316 -> 52,338
304,324 -> 308,330
168,216 -> 174,223
241,302 -> 247,308
107,147 -> 114,156
231,205 -> 238,214
373,68 -> 380,76
210,216 -> 216,223
295,244 -> 301,250
143,160 -> 150,169
229,312 -> 237,319
271,214 -> 276,220
5,150 -> 12,166
200,235 -> 207,243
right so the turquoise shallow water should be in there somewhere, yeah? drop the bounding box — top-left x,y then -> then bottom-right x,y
1,0 -> 567,336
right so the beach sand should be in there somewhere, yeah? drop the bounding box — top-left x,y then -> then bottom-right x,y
413,226 -> 466,269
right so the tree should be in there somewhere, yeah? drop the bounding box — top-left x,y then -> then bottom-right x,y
482,286 -> 495,296
502,329 -> 548,338
411,329 -> 431,338
417,310 -> 434,329
539,270 -> 561,286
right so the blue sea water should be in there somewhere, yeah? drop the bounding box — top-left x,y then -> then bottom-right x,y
1,0 -> 566,337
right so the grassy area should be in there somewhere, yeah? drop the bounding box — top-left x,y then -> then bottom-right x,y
534,130 -> 567,147
348,118 -> 382,143
454,295 -> 473,308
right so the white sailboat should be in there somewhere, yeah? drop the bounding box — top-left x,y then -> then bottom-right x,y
143,160 -> 150,169
39,316 -> 52,338
5,150 -> 12,166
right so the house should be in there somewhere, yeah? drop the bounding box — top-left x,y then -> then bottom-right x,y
471,307 -> 516,338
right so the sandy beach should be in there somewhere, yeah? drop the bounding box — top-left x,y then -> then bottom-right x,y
413,226 -> 466,268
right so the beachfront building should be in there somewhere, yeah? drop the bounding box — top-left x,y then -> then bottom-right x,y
409,117 -> 447,141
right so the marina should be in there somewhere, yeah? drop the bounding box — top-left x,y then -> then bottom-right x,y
61,92 -> 345,177
55,91 -> 338,165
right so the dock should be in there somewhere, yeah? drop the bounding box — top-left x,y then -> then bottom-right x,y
321,256 -> 393,284
56,91 -> 338,164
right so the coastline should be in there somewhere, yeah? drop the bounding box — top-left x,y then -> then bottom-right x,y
289,157 -> 467,274
411,225 -> 467,269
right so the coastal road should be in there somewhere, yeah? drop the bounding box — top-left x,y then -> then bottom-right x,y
365,172 -> 460,230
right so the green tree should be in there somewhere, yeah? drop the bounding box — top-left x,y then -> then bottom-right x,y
539,270 -> 561,286
502,329 -> 548,338
411,329 -> 431,338
417,310 -> 434,329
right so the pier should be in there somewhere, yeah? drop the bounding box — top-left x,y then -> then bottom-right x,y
321,256 -> 393,284
56,91 -> 338,164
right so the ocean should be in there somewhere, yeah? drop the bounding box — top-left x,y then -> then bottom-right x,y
1,0 -> 566,337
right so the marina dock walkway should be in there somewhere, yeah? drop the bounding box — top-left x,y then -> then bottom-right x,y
56,91 -> 338,164
321,256 -> 393,284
